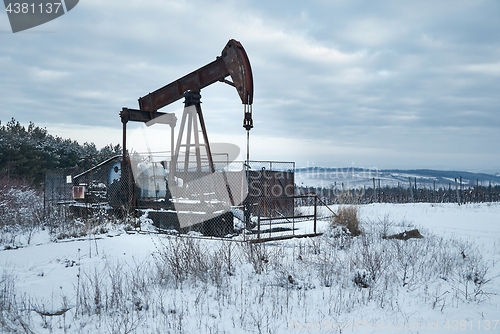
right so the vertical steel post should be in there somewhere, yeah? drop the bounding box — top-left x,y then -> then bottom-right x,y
257,207 -> 261,241
121,108 -> 128,161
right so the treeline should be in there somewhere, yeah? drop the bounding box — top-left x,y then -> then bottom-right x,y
0,118 -> 121,185
297,183 -> 500,204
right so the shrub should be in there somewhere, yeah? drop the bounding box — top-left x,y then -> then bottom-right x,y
331,206 -> 361,236
0,177 -> 44,246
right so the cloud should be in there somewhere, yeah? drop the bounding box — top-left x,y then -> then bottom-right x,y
461,62 -> 500,76
1,0 -> 500,172
29,67 -> 70,81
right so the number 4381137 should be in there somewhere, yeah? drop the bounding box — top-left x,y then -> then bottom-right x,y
5,2 -> 62,14
443,320 -> 498,331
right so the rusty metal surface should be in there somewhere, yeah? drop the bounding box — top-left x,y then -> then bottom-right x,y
138,39 -> 253,111
222,39 -> 253,105
120,107 -> 177,125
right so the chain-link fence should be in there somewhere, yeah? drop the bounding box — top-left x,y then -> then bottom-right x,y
44,155 -> 336,241
43,170 -> 76,234
134,158 -> 301,239
242,161 -> 324,242
43,156 -> 130,239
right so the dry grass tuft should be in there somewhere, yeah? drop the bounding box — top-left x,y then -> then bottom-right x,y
331,206 -> 362,236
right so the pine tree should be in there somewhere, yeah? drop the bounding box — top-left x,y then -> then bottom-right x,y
0,118 -> 121,186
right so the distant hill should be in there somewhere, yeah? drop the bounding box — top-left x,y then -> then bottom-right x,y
295,167 -> 500,189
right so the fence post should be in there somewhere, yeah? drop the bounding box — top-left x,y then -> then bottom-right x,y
314,195 -> 317,234
373,178 -> 376,203
489,181 -> 492,202
476,179 -> 479,203
433,181 -> 436,203
378,179 -> 382,203
455,178 -> 461,205
448,183 -> 451,203
408,177 -> 414,202
257,210 -> 261,241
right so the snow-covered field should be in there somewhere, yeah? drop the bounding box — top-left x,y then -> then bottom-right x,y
294,167 -> 500,189
1,203 -> 499,333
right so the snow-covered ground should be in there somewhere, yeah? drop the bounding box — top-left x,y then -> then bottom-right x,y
1,202 -> 499,333
295,167 -> 500,189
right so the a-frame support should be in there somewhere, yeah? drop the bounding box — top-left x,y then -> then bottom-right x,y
171,91 -> 235,206
171,91 -> 215,181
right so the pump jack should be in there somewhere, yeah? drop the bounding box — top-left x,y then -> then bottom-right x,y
72,39 -> 296,237
116,39 -> 254,233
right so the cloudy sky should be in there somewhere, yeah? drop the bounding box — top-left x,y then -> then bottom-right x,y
1,0 -> 499,172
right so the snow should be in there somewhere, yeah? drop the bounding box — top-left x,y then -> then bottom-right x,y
1,202 -> 499,333
295,167 -> 500,189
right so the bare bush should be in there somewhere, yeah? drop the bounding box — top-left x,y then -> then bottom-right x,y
74,258 -> 152,333
0,271 -> 34,333
330,205 -> 362,236
350,232 -> 388,285
153,236 -> 240,288
1,211 -> 498,333
51,215 -> 112,241
246,243 -> 272,275
0,178 -> 43,246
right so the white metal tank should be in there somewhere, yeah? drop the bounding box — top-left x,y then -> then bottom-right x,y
135,162 -> 168,200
